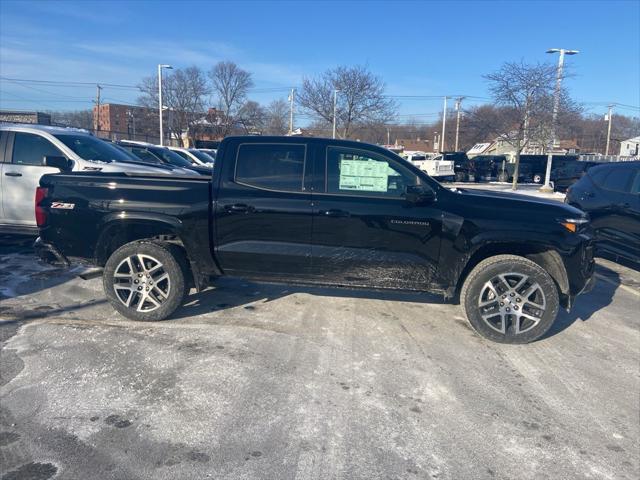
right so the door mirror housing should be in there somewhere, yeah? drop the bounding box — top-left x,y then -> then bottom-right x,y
405,184 -> 436,204
43,156 -> 72,171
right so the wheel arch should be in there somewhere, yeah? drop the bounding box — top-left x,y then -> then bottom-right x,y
456,242 -> 570,303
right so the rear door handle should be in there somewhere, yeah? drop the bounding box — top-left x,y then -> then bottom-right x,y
320,209 -> 350,218
5,172 -> 22,177
225,203 -> 253,213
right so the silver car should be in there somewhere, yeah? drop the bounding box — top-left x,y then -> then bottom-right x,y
0,123 -> 171,235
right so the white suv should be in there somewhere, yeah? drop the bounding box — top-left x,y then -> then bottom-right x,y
0,123 -> 170,235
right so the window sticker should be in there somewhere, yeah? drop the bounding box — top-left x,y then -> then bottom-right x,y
338,158 -> 389,192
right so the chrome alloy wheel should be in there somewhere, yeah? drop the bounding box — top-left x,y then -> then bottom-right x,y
112,254 -> 170,312
478,273 -> 546,335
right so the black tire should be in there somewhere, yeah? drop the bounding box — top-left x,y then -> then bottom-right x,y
460,255 -> 559,344
103,241 -> 189,321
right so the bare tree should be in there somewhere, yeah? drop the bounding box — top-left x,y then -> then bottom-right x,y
209,61 -> 253,136
236,100 -> 266,134
48,109 -> 93,130
484,61 -> 558,189
297,65 -> 397,138
138,66 -> 210,146
264,99 -> 289,135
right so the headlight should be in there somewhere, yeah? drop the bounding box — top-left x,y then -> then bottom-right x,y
558,217 -> 589,233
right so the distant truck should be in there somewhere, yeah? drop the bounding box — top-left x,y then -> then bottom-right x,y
403,151 -> 455,180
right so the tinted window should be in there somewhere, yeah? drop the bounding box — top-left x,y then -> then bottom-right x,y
172,150 -> 192,161
128,147 -> 161,164
236,144 -> 305,192
190,150 -> 214,163
327,147 -> 418,197
589,168 -> 609,186
602,168 -> 632,192
55,134 -> 136,163
12,132 -> 63,166
149,147 -> 194,168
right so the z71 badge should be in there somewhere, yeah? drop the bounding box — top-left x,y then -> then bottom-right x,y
51,202 -> 75,210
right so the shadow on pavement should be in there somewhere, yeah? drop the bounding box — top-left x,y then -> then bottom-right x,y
173,277 -> 446,320
542,264 -> 621,339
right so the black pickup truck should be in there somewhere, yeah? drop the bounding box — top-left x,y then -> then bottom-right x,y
35,136 -> 595,344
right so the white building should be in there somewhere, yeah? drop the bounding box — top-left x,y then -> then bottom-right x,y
619,136 -> 640,157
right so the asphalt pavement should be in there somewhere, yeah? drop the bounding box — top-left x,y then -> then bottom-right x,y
0,238 -> 638,480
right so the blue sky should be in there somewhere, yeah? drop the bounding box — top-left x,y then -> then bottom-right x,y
1,0 -> 639,122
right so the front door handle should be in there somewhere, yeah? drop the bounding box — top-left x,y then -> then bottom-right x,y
225,203 -> 253,213
320,209 -> 350,218
5,172 -> 22,177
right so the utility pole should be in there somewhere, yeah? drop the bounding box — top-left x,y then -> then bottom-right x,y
95,84 -> 102,134
605,104 -> 614,155
332,89 -> 339,139
454,97 -> 464,151
541,48 -> 579,192
158,64 -> 172,146
387,127 -> 390,145
440,96 -> 447,152
288,88 -> 295,135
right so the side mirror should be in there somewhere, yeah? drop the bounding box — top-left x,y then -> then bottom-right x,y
405,184 -> 436,204
43,155 -> 72,171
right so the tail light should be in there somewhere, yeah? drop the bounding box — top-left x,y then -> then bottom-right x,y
35,187 -> 48,227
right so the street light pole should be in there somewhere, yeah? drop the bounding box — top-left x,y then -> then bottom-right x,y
158,64 -> 172,146
605,104 -> 614,155
288,88 -> 295,135
440,96 -> 447,152
541,48 -> 578,192
454,97 -> 464,151
332,89 -> 339,139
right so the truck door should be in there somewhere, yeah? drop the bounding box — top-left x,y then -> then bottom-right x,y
1,132 -> 61,228
310,145 -> 442,290
214,141 -> 313,278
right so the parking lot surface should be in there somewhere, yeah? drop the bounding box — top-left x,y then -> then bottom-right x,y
1,238 -> 639,480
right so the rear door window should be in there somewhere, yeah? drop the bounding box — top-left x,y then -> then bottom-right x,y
235,143 -> 306,192
12,132 -> 63,166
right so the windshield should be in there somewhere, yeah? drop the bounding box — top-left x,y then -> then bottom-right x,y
54,134 -> 138,163
190,149 -> 215,163
149,147 -> 194,168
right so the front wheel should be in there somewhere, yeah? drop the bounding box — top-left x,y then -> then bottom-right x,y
103,241 -> 189,321
460,255 -> 559,344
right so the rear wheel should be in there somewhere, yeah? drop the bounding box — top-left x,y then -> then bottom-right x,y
460,255 -> 559,344
103,241 -> 189,321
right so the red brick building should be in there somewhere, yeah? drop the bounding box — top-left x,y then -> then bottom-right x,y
92,103 -> 158,142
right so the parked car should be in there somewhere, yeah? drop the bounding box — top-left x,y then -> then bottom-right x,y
116,140 -> 209,175
197,148 -> 217,161
552,160 -> 601,192
0,124 -> 171,235
472,155 -> 504,181
36,136 -> 595,344
565,161 -> 640,267
517,154 -> 580,184
166,146 -> 214,167
442,152 -> 474,182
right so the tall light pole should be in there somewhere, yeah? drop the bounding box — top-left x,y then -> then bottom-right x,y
454,97 -> 465,151
605,104 -> 614,155
288,88 -> 296,135
541,48 -> 578,192
158,64 -> 172,146
332,89 -> 339,139
440,96 -> 447,152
